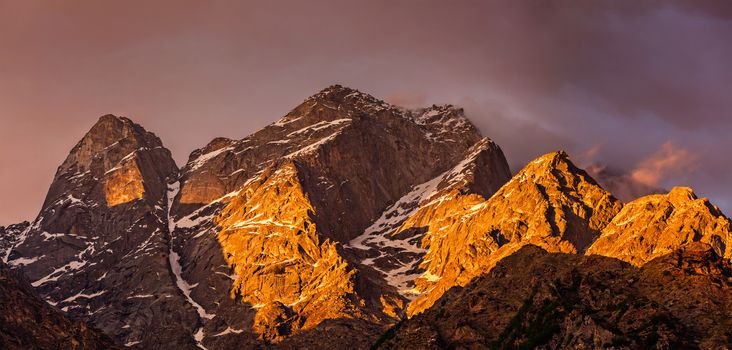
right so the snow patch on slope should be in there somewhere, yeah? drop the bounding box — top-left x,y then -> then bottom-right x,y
348,141 -> 491,296
194,327 -> 208,350
2,220 -> 36,263
165,180 -> 217,349
168,249 -> 214,319
189,146 -> 234,172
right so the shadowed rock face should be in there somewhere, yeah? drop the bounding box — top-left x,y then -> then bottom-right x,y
0,222 -> 29,262
378,243 -> 732,350
3,115 -> 199,348
345,138 -> 512,300
0,261 -> 120,349
587,186 -> 732,266
173,85 -> 484,243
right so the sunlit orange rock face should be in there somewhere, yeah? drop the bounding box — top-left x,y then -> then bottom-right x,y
104,159 -> 145,206
406,151 -> 622,315
215,161 -> 399,342
344,138 -> 511,308
587,186 -> 732,266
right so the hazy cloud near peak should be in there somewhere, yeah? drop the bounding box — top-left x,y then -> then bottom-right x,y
1,1 -> 731,224
630,141 -> 697,188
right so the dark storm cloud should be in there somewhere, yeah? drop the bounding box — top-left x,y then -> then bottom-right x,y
1,0 -> 730,224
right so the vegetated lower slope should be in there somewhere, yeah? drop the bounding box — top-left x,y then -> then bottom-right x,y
378,243 -> 732,349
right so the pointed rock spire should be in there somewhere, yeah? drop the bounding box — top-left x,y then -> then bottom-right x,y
45,114 -> 177,208
6,115 -> 193,348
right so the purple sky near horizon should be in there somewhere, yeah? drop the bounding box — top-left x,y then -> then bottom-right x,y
1,1 -> 731,225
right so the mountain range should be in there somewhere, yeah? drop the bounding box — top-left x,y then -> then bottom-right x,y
1,85 -> 730,349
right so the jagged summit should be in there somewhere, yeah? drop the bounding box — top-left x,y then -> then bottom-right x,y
45,114 -> 176,209
310,83 -> 357,96
81,114 -> 156,148
505,150 -> 609,195
176,85 -> 483,209
523,150 -> 571,170
587,185 -> 732,265
307,84 -> 384,104
6,113 -> 187,348
667,186 -> 699,206
408,104 -> 467,125
287,85 -> 479,141
58,114 -> 168,174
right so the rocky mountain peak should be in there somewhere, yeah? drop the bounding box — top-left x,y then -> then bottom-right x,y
667,186 -> 697,206
587,185 -> 731,266
522,150 -> 571,172
405,150 -> 621,315
499,151 -> 609,207
293,84 -> 394,120
44,114 -> 176,209
405,104 -> 479,145
5,114 -> 187,348
296,85 -> 480,142
308,84 -> 382,105
90,114 -> 135,137
59,114 -> 162,173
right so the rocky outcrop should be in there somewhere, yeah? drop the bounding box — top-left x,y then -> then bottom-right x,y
587,186 -> 732,266
1,221 -> 29,263
0,261 -> 120,349
378,243 -> 732,349
4,115 -> 199,348
406,151 -> 622,315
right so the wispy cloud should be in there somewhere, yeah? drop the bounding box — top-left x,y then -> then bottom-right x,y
631,141 -> 697,187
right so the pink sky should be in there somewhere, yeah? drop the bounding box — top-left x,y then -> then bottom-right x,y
1,1 -> 731,225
